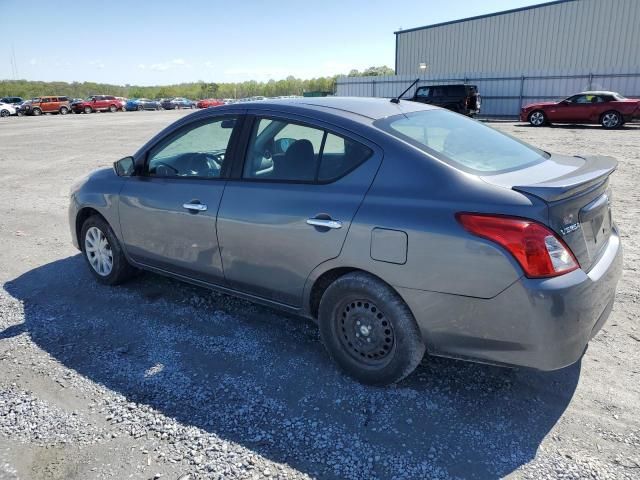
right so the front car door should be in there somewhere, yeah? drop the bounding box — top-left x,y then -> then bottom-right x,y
216,112 -> 382,306
118,114 -> 243,284
548,94 -> 594,122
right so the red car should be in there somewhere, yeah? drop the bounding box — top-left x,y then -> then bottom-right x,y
196,98 -> 224,108
72,95 -> 123,114
521,91 -> 640,129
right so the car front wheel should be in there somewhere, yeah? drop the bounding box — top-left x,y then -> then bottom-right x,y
601,111 -> 622,129
59,106 -> 68,115
84,106 -> 92,114
32,108 -> 42,116
318,272 -> 425,385
81,216 -> 137,285
528,110 -> 547,126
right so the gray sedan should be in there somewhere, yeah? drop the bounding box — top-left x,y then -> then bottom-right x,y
68,98 -> 622,385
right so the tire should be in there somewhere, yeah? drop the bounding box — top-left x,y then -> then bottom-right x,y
59,106 -> 68,115
601,110 -> 622,129
190,104 -> 195,109
84,106 -> 92,114
109,104 -> 117,113
138,105 -> 144,111
80,215 -> 137,285
528,110 -> 547,127
32,108 -> 42,116
318,272 -> 425,385
0,109 -> 9,117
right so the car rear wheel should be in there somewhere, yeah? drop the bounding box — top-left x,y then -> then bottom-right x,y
32,108 -> 42,116
81,216 -> 137,285
137,105 -> 144,111
59,106 -> 68,115
601,111 -> 622,129
0,109 -> 9,117
528,110 -> 547,127
318,272 -> 425,385
84,106 -> 92,114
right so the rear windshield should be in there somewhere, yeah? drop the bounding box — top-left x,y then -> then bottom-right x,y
375,110 -> 548,174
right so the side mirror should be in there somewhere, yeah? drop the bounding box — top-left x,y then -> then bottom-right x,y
113,156 -> 135,177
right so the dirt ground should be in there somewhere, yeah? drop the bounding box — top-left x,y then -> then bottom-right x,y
0,110 -> 639,480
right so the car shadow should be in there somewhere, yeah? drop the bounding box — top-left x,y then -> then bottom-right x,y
3,256 -> 581,479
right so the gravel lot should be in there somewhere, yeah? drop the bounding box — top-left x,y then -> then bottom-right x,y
0,111 -> 639,480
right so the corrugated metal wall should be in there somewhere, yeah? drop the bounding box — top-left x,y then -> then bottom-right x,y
395,0 -> 640,77
336,0 -> 640,116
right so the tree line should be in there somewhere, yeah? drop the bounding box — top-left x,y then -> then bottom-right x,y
0,66 -> 394,100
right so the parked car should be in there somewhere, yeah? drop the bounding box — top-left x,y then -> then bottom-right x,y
0,96 -> 23,106
161,97 -> 195,110
0,102 -> 17,117
125,98 -> 161,111
521,91 -> 640,129
71,95 -> 123,114
69,97 -> 622,385
411,84 -> 481,116
18,96 -> 71,115
196,98 -> 224,108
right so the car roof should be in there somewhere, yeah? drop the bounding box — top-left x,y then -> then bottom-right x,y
231,96 -> 436,120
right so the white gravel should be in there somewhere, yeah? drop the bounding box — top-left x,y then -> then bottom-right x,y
0,112 -> 639,479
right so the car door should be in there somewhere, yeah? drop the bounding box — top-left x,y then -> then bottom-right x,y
216,113 -> 382,306
550,94 -> 592,122
118,113 -> 243,284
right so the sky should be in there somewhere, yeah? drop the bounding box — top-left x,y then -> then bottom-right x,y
1,0 -> 546,85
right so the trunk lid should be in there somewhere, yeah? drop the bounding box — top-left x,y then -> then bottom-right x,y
481,154 -> 617,271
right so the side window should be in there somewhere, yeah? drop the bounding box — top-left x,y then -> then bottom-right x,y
147,116 -> 237,179
318,133 -> 372,182
416,87 -> 431,98
243,119 -> 324,181
243,118 -> 372,183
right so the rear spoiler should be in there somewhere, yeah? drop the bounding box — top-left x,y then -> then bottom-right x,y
513,155 -> 617,202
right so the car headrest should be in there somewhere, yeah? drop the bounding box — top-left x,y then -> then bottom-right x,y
274,139 -> 316,180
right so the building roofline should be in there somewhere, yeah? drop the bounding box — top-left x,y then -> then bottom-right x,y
394,0 -> 578,35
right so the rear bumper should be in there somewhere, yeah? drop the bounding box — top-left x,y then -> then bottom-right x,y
398,227 -> 623,370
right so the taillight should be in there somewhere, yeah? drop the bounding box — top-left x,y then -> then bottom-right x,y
456,213 -> 579,278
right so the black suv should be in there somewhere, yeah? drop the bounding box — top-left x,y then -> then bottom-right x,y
411,84 -> 481,116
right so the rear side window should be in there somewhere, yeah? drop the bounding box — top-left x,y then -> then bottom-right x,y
243,118 -> 372,182
375,109 -> 547,175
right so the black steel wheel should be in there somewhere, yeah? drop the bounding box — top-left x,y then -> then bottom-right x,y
319,272 -> 425,385
337,299 -> 396,365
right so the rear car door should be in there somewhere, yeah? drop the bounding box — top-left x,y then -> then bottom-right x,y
216,113 -> 382,306
118,114 -> 243,284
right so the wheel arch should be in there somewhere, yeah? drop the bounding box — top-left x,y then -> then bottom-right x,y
307,266 -> 409,321
75,207 -> 108,251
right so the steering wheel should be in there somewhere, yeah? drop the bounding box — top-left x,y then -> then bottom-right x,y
153,161 -> 179,175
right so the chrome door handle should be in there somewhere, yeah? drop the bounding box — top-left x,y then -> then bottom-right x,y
306,218 -> 342,229
183,202 -> 207,212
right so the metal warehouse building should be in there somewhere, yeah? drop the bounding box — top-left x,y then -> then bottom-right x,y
337,0 -> 640,116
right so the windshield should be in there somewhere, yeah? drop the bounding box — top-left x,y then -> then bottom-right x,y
375,109 -> 548,175
612,93 -> 627,100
